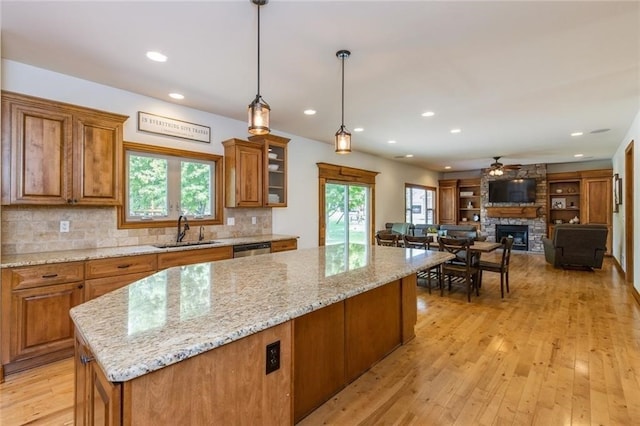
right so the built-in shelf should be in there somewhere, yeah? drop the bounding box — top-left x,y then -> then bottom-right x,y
486,206 -> 540,219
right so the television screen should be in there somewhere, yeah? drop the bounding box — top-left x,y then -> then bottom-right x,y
488,179 -> 536,203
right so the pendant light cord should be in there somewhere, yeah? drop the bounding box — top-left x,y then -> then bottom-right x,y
257,3 -> 261,96
341,54 -> 345,126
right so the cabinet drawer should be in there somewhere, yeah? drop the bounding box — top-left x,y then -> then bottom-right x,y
271,239 -> 297,253
157,246 -> 233,270
85,254 -> 157,280
85,271 -> 155,301
8,262 -> 84,290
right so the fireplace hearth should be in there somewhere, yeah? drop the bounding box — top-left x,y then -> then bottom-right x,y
496,224 -> 528,251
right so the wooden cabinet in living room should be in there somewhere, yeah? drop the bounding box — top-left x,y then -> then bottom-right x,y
457,178 -> 481,226
1,262 -> 85,376
438,179 -> 457,224
547,169 -> 612,255
1,91 -> 128,206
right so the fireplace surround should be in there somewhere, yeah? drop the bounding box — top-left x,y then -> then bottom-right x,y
496,224 -> 528,251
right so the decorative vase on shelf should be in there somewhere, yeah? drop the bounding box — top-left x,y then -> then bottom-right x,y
467,201 -> 473,209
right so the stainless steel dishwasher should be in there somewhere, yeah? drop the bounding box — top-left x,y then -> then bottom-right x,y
232,242 -> 272,258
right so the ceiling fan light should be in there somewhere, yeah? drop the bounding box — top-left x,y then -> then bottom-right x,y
335,125 -> 351,154
248,95 -> 270,135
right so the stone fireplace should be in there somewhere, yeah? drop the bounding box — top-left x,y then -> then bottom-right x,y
480,164 -> 547,252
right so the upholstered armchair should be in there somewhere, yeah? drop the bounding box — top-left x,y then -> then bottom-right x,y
542,224 -> 608,269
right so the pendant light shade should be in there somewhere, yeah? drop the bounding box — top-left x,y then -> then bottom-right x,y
335,49 -> 351,154
248,0 -> 270,135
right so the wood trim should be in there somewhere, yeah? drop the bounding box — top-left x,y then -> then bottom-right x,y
547,169 -> 612,181
401,274 -> 417,343
316,162 -> 379,184
486,206 -> 540,218
632,285 -> 640,307
624,141 -> 634,286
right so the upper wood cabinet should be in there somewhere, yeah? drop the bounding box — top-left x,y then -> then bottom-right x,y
1,91 -> 128,206
437,179 -> 458,224
248,134 -> 290,207
223,134 -> 290,208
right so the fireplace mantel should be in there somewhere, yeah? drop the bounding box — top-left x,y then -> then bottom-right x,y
485,206 -> 540,219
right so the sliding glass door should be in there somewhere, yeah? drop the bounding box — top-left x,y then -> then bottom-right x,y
325,182 -> 370,245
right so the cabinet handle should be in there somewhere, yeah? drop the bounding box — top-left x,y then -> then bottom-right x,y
117,264 -> 132,269
80,354 -> 94,365
41,273 -> 59,279
77,284 -> 84,289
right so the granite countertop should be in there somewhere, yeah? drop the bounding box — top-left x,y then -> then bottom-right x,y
70,244 -> 454,382
0,234 -> 297,268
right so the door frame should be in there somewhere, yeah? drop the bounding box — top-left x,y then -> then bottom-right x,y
625,140 -> 634,285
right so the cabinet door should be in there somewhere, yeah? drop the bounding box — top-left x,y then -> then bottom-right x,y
72,114 -> 123,205
11,282 -> 83,362
438,185 -> 457,224
90,361 -> 122,426
582,176 -> 613,254
271,239 -> 297,253
85,271 -> 154,301
2,100 -> 73,204
236,144 -> 263,206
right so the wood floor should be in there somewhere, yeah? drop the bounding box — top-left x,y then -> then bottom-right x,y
1,251 -> 639,425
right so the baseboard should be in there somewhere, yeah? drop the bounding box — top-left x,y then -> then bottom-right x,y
612,256 -> 625,276
632,286 -> 640,307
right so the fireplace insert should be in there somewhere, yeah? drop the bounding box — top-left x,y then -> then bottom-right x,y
496,224 -> 528,251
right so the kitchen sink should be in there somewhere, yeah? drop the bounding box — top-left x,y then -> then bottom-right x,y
153,240 -> 221,249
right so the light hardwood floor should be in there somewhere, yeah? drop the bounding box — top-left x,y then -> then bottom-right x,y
1,251 -> 638,425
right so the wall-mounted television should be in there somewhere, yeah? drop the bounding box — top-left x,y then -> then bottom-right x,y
488,178 -> 536,203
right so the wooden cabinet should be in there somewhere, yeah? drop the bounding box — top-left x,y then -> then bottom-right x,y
1,262 -> 84,375
438,178 -> 482,226
84,254 -> 157,301
75,331 -> 122,426
457,178 -> 481,226
223,135 -> 290,208
1,91 -> 128,206
157,246 -> 233,270
271,238 -> 297,253
438,179 -> 457,224
547,169 -> 612,254
222,138 -> 264,207
248,134 -> 290,207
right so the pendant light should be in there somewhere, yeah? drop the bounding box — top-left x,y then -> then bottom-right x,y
248,0 -> 270,135
335,49 -> 351,154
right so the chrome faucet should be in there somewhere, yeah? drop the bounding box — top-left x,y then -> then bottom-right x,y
177,215 -> 190,242
199,225 -> 205,241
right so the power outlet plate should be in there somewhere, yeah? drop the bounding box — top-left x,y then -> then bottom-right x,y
252,216 -> 257,225
265,341 -> 280,375
60,220 -> 70,233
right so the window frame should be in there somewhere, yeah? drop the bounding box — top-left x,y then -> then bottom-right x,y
118,141 -> 223,229
405,183 -> 437,225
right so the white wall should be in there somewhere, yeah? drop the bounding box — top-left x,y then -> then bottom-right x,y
612,109 -> 639,291
1,60 -> 439,249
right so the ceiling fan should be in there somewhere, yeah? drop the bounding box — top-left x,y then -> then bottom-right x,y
488,156 -> 520,176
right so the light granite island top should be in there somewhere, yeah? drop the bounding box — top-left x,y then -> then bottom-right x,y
70,243 -> 454,383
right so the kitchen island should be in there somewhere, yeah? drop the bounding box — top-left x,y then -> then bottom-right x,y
71,243 -> 454,425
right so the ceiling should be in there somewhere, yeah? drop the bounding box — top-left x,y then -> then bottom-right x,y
2,1 -> 639,172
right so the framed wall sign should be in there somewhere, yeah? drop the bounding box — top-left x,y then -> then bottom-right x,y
613,173 -> 622,212
138,112 -> 211,143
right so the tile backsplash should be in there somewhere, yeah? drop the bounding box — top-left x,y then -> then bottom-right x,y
1,206 -> 272,255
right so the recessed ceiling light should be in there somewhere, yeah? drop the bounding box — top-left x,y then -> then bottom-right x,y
421,111 -> 435,117
405,154 -> 414,158
388,140 -> 397,144
444,166 -> 452,170
303,109 -> 316,115
571,132 -> 583,137
574,153 -> 584,158
450,128 -> 461,134
353,127 -> 364,132
169,93 -> 184,100
146,51 -> 167,62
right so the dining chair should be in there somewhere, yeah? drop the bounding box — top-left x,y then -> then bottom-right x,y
478,236 -> 514,298
375,232 -> 399,247
438,237 -> 480,302
403,235 -> 438,292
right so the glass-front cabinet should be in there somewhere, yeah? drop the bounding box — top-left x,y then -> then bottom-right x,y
249,134 -> 290,207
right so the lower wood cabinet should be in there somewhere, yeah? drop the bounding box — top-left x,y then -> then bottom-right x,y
84,254 -> 157,301
75,332 -> 122,426
1,263 -> 84,376
271,238 -> 297,253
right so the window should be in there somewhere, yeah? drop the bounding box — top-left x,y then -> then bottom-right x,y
118,142 -> 223,229
405,184 -> 436,224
